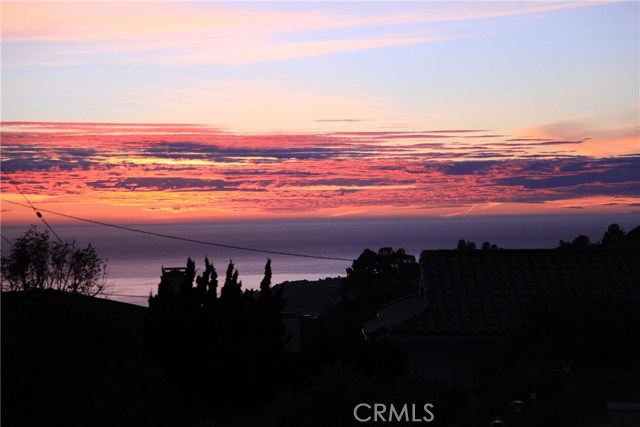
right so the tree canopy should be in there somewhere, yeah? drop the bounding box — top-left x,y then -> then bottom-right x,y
146,257 -> 287,415
558,223 -> 640,249
1,226 -> 108,296
342,247 -> 418,303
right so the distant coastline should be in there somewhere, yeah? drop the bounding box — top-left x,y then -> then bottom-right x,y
3,213 -> 638,306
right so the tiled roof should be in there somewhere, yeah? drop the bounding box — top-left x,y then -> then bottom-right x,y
362,294 -> 425,342
369,249 -> 640,341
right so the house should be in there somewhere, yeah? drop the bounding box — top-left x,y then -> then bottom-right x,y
363,249 -> 640,386
157,266 -> 187,297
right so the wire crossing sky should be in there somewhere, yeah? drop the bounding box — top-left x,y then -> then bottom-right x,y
1,1 -> 639,223
3,199 -> 354,262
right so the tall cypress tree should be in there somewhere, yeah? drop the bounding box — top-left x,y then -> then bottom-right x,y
206,257 -> 218,303
255,259 -> 286,359
195,258 -> 211,305
259,259 -> 272,303
221,260 -> 241,303
181,257 -> 196,294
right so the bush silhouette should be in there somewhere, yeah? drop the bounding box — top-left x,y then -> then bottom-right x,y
1,225 -> 108,296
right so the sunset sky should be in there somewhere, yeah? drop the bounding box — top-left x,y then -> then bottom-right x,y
1,1 -> 639,224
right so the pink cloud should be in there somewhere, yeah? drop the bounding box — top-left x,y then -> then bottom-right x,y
2,1 -> 605,65
2,122 -> 638,225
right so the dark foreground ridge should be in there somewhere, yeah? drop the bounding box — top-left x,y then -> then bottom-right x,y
1,290 -> 187,427
3,223 -> 639,426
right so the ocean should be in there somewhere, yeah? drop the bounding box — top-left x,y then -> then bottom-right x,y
2,213 -> 638,305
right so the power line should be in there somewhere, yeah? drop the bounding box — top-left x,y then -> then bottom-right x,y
107,293 -> 151,299
1,172 -> 63,242
1,199 -> 354,262
1,234 -> 13,246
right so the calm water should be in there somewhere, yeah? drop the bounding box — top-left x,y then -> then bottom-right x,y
2,213 -> 638,305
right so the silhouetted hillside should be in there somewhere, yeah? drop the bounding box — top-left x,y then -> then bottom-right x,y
274,277 -> 342,316
2,290 -> 188,427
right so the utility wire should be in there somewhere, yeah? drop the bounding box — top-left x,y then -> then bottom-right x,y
1,172 -> 63,242
108,293 -> 151,299
1,233 -> 13,246
1,199 -> 354,262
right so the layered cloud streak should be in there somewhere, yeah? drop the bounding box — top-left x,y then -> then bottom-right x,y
1,122 -> 638,221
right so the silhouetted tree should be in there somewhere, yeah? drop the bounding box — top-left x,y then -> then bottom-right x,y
206,257 -> 218,302
625,225 -> 640,248
559,234 -> 592,249
573,234 -> 590,248
457,239 -> 477,250
342,247 -> 418,302
601,223 -> 625,247
195,256 -> 219,307
180,258 -> 196,294
259,258 -> 273,303
557,223 -> 640,249
481,242 -> 499,251
1,226 -> 107,296
255,259 -> 287,361
220,260 -> 242,304
195,260 -> 209,303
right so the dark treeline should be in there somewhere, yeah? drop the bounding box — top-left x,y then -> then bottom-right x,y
455,223 -> 640,251
145,258 -> 286,422
140,223 -> 639,425
143,248 -> 437,426
304,247 -> 419,383
341,247 -> 418,303
268,248 -> 451,426
557,223 -> 640,249
141,223 -> 640,426
3,222 -> 639,426
456,240 -> 499,250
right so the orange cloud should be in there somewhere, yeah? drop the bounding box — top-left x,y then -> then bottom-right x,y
1,122 -> 638,225
512,111 -> 640,157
